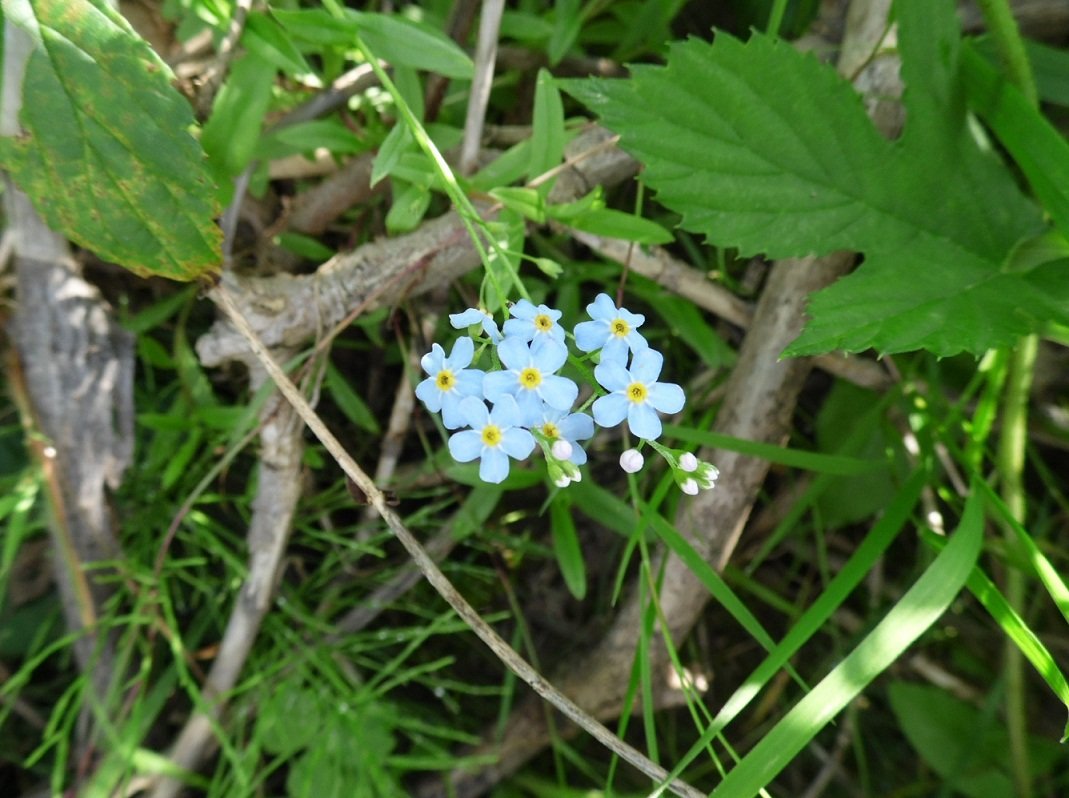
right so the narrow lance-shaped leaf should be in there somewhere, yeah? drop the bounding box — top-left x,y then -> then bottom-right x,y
702,480 -> 984,798
0,0 -> 221,281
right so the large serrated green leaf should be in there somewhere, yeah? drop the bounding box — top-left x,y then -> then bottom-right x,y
0,0 -> 220,281
565,0 -> 1057,356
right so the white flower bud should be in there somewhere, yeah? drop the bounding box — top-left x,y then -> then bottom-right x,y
554,474 -> 572,488
551,439 -> 573,460
680,478 -> 699,495
698,464 -> 720,489
619,448 -> 644,473
679,452 -> 699,472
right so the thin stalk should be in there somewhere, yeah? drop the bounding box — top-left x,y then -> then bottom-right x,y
976,2 -> 1040,794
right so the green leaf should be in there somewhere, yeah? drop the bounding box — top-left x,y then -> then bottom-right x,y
371,122 -> 412,187
325,362 -> 381,435
242,11 -> 313,78
922,527 -> 1069,740
961,41 -> 1069,242
385,179 -> 431,234
657,467 -> 927,790
703,479 -> 984,798
564,0 -> 1055,356
353,11 -> 473,80
489,186 -> 546,223
566,208 -> 673,245
201,50 -> 275,182
0,0 -> 220,280
530,69 -> 565,183
888,682 -> 1064,796
662,423 -> 880,476
549,499 -> 586,600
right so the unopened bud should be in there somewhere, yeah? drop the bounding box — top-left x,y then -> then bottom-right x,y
680,478 -> 699,495
679,452 -> 699,472
551,439 -> 573,460
620,448 -> 644,473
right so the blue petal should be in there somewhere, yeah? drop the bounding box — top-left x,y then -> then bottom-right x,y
618,307 -> 645,328
574,320 -> 608,352
479,448 -> 510,483
629,348 -> 664,383
531,337 -> 568,372
510,299 -> 537,320
514,390 -> 544,425
600,337 -> 630,365
627,403 -> 662,440
448,430 -> 483,462
500,428 -> 536,460
539,375 -> 579,411
415,377 -> 444,411
558,412 -> 594,441
502,317 -> 535,342
450,308 -> 485,328
484,370 -> 519,403
588,293 -> 617,321
568,443 -> 588,465
592,393 -> 629,428
594,361 -> 630,392
625,331 -> 650,354
497,336 -> 531,370
420,343 -> 445,374
441,393 -> 467,429
455,369 -> 485,397
648,382 -> 685,414
458,395 -> 490,428
490,394 -> 525,427
447,336 -> 474,368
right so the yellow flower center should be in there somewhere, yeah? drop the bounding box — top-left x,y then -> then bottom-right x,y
534,314 -> 554,332
611,318 -> 630,338
519,367 -> 542,390
436,370 -> 456,391
542,421 -> 560,439
481,424 -> 502,447
626,382 -> 648,403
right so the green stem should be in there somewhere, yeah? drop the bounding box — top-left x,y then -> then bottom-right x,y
997,334 -> 1038,797
975,3 -> 1039,794
352,38 -> 530,311
974,0 -> 1038,106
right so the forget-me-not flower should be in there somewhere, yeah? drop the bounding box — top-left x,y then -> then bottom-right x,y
483,336 -> 578,422
532,406 -> 594,465
592,348 -> 684,440
415,337 -> 484,429
503,300 -> 566,344
450,307 -> 503,343
448,395 -> 535,483
574,293 -> 648,363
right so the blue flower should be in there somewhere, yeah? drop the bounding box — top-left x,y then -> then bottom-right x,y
533,407 -> 594,465
448,396 -> 536,483
592,348 -> 684,440
503,300 -> 565,344
573,293 -> 648,363
450,307 -> 503,343
415,337 -> 485,429
483,336 -> 578,422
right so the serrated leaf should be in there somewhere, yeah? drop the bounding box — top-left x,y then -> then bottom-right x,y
565,0 -> 1054,356
0,0 -> 221,280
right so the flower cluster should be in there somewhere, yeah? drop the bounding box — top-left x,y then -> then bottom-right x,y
415,294 -> 717,490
